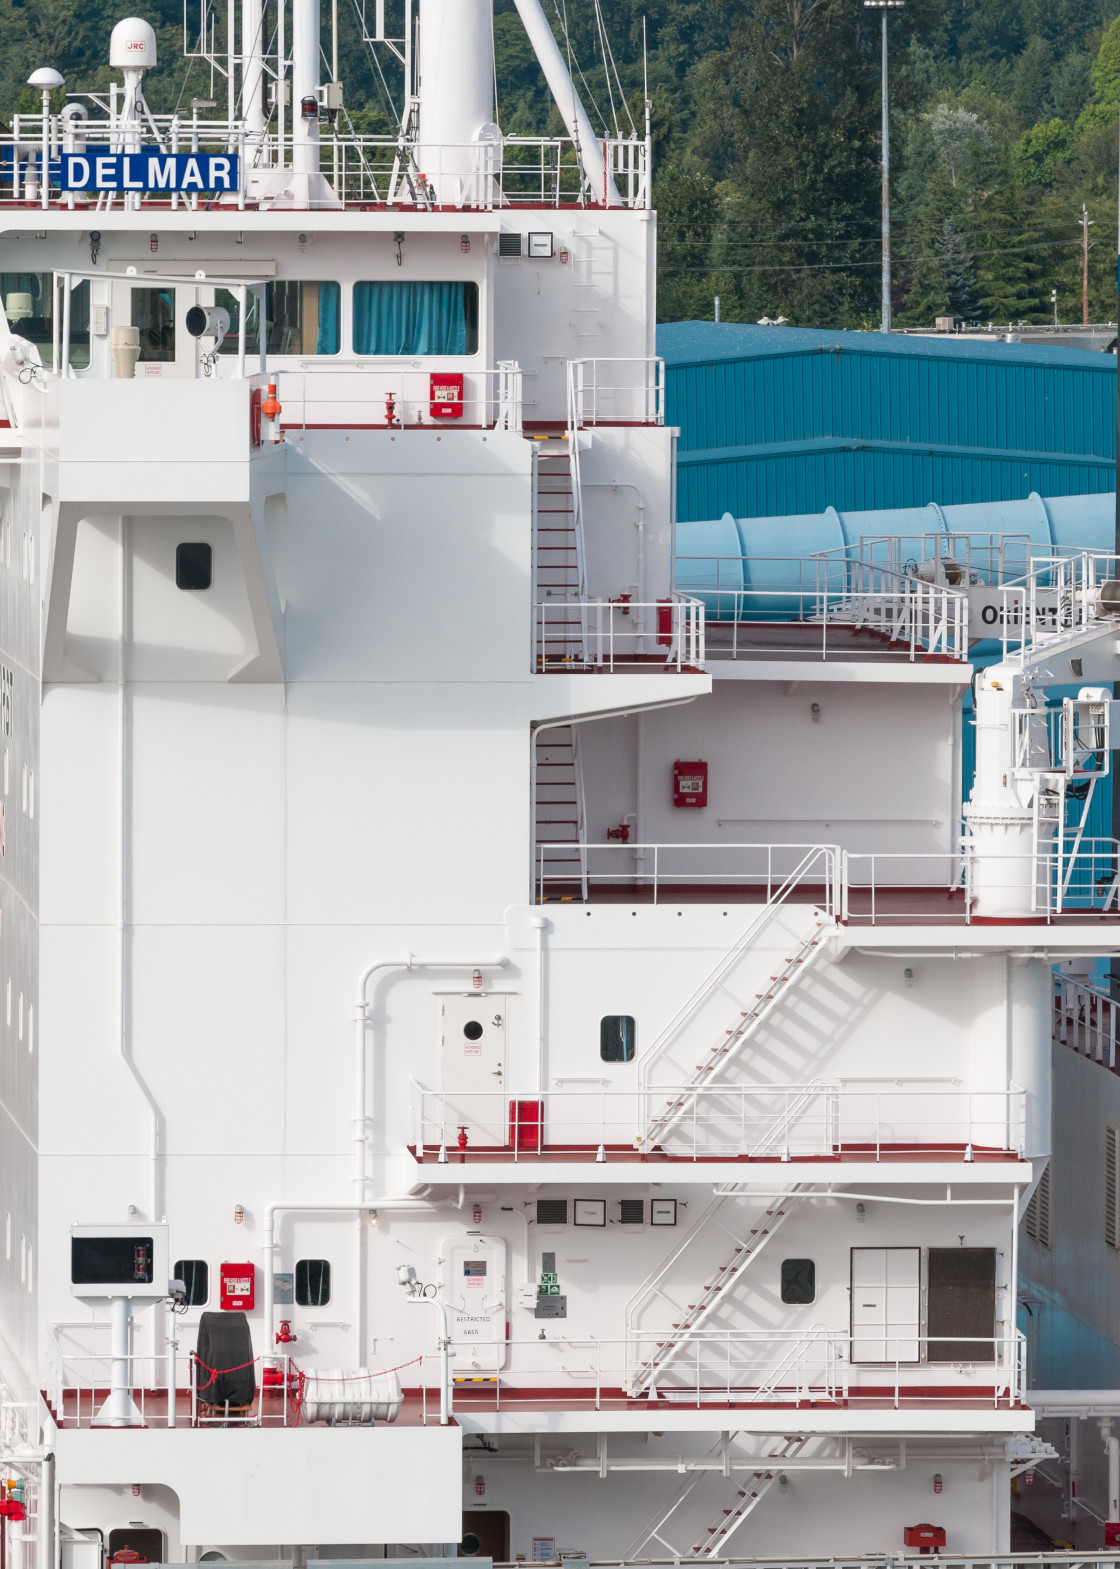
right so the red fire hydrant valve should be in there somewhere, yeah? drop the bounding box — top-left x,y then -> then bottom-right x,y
275,1319 -> 297,1345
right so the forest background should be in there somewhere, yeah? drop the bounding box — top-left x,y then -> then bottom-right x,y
2,0 -> 1118,327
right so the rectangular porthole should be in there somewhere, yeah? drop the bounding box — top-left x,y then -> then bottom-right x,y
295,1258 -> 331,1306
600,1016 -> 636,1062
173,1259 -> 209,1306
780,1258 -> 816,1304
176,542 -> 212,591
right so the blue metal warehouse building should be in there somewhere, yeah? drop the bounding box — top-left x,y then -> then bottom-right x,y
657,322 -> 1116,522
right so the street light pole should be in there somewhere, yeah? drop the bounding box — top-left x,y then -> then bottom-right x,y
864,0 -> 904,334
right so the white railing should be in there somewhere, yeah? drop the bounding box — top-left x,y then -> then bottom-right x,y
43,1347 -> 303,1427
1056,975 -> 1118,1068
437,1330 -> 1025,1413
844,842 -> 1120,924
534,597 -> 705,672
568,358 -> 665,428
4,119 -> 651,211
272,365 -> 524,426
672,557 -> 968,663
535,840 -> 839,906
996,550 -> 1120,661
407,1081 -> 1027,1161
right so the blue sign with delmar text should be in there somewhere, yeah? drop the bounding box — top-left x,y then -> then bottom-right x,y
57,150 -> 240,193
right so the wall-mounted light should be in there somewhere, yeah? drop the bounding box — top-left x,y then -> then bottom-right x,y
474,1474 -> 486,1496
233,1204 -> 245,1225
810,702 -> 821,722
904,967 -> 914,988
933,1473 -> 943,1494
461,234 -> 471,254
472,969 -> 483,991
855,1202 -> 867,1223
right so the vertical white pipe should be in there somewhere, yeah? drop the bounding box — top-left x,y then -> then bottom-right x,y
1109,1434 -> 1119,1520
242,0 -> 266,137
292,0 -> 319,178
36,1454 -> 54,1569
227,0 -> 237,124
511,0 -> 621,206
277,0 -> 286,168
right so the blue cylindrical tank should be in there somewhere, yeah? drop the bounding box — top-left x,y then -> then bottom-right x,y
675,491 -> 1116,618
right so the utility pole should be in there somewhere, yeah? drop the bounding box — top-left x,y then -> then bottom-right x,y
864,0 -> 904,334
1081,204 -> 1094,326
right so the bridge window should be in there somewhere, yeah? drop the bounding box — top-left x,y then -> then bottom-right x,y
352,281 -> 479,356
2,273 -> 89,369
217,281 -> 341,356
132,286 -> 176,361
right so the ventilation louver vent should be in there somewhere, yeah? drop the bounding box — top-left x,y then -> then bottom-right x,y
536,1199 -> 568,1225
619,1200 -> 645,1225
1026,1161 -> 1051,1250
1107,1132 -> 1120,1249
499,233 -> 523,258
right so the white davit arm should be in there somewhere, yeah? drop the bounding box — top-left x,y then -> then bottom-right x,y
511,0 -> 623,207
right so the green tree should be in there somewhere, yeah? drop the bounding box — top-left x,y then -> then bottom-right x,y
1013,119 -> 1074,187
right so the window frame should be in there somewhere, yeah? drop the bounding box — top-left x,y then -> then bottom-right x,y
600,1015 -> 636,1063
173,1258 -> 210,1307
294,1257 -> 332,1307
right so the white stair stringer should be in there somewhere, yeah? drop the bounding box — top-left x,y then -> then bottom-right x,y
626,1187 -> 803,1396
693,1437 -> 808,1558
639,922 -> 829,1151
622,1437 -> 724,1559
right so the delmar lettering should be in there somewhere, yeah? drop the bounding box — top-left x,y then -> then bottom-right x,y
58,151 -> 239,193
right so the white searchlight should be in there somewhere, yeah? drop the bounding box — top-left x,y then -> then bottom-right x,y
185,304 -> 230,341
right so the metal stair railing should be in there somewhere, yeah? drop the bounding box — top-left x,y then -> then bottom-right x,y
628,1189 -> 803,1396
623,1437 -> 725,1559
639,930 -> 829,1151
694,1437 -> 808,1558
637,846 -> 835,1100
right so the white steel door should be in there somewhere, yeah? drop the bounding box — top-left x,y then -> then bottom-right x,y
850,1247 -> 920,1363
441,1234 -> 508,1373
438,994 -> 508,1148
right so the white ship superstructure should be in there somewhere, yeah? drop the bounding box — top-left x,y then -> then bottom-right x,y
0,4 -> 1118,1566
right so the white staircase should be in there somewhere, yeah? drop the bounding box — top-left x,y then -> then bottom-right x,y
639,923 -> 828,1150
693,1437 -> 807,1557
623,1436 -> 806,1560
626,1187 -> 802,1396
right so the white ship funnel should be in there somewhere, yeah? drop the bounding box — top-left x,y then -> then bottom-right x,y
416,0 -> 497,206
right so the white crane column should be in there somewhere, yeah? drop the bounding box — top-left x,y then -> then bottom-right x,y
511,0 -> 622,206
292,0 -> 320,178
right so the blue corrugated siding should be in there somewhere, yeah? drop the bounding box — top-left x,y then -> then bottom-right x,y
675,447 -> 1112,522
663,330 -> 1117,521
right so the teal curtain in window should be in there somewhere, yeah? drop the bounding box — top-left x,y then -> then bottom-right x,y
352,281 -> 477,355
315,282 -> 340,354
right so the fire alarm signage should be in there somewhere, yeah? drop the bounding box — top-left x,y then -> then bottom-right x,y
220,1262 -> 255,1311
429,372 -> 464,420
673,759 -> 708,808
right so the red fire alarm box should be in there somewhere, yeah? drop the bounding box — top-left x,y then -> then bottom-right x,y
673,759 -> 708,808
220,1262 -> 255,1311
903,1524 -> 946,1555
1107,1524 -> 1120,1549
430,372 -> 464,420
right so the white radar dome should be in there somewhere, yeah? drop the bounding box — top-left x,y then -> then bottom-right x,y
110,18 -> 157,70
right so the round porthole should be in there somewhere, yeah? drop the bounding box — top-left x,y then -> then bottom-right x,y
463,1020 -> 484,1041
459,1536 -> 482,1557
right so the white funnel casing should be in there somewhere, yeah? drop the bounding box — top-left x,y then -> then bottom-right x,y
416,0 -> 496,205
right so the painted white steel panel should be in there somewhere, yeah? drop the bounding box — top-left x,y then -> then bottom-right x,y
439,993 -> 507,1146
54,1425 -> 463,1542
850,1246 -> 920,1364
441,1232 -> 508,1371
